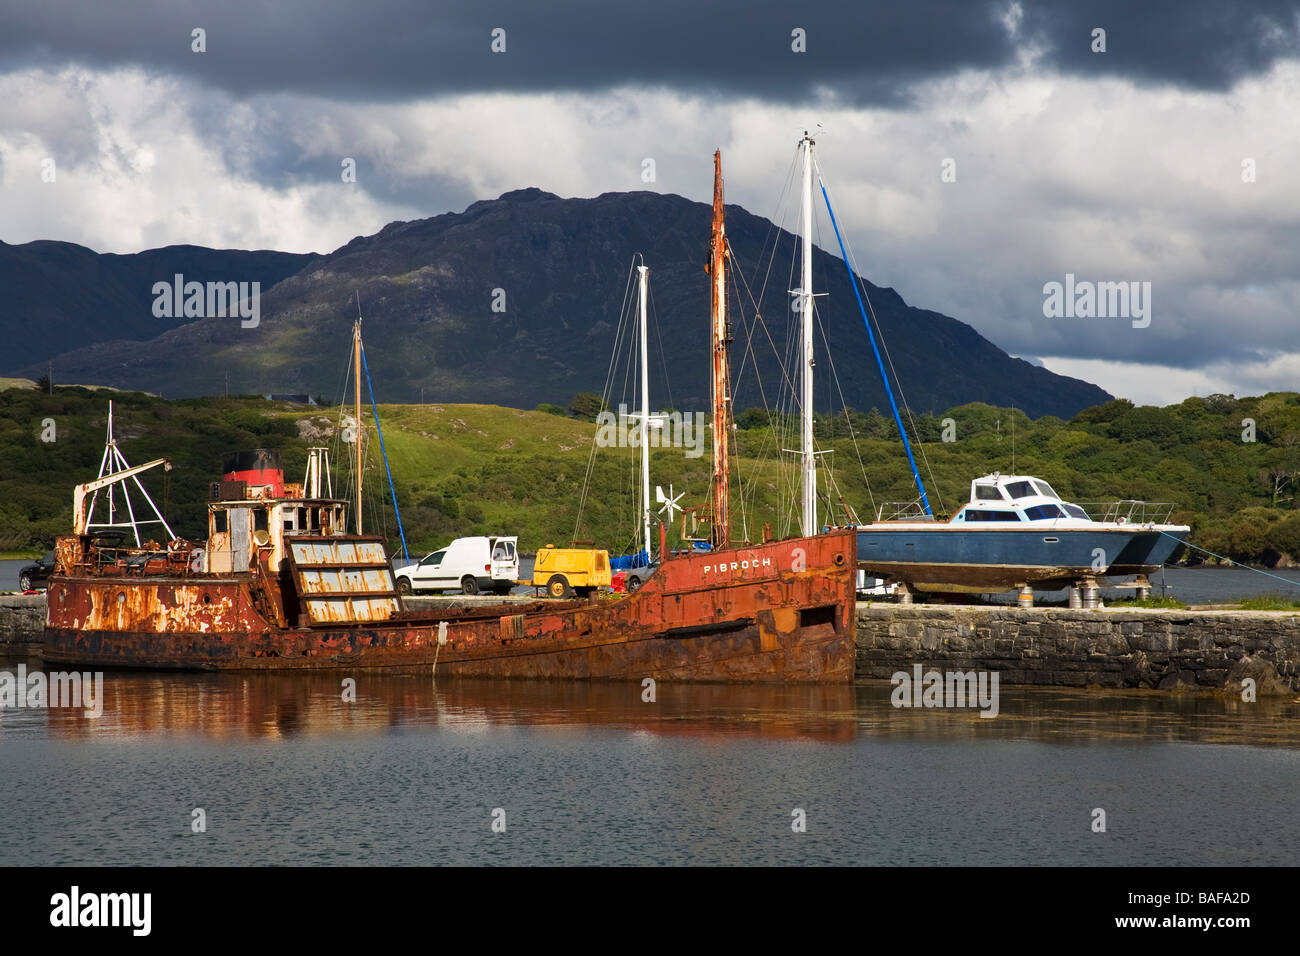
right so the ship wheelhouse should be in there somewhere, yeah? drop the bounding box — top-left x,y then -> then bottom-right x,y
204,496 -> 350,574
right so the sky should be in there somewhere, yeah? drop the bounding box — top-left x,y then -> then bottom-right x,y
0,0 -> 1297,407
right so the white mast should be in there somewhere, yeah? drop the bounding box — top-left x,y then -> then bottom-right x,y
799,132 -> 817,536
637,262 -> 652,559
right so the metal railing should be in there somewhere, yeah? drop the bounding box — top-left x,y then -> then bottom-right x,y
1075,500 -> 1177,524
874,501 -> 937,522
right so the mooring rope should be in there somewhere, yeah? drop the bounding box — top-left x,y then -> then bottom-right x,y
1156,528 -> 1300,592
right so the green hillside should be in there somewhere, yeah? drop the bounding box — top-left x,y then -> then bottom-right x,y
2,386 -> 1298,566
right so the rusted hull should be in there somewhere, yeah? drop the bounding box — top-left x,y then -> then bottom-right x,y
43,530 -> 857,683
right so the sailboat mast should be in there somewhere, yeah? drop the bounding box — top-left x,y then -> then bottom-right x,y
353,316 -> 363,535
709,150 -> 731,549
637,262 -> 651,559
799,133 -> 817,536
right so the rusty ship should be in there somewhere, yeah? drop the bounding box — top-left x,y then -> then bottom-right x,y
42,151 -> 857,681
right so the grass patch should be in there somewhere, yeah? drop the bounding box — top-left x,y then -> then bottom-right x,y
1107,596 -> 1187,609
1234,594 -> 1300,611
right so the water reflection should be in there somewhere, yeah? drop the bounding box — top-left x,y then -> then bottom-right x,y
2,656 -> 1296,748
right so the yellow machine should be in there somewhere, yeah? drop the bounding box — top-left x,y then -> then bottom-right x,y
532,545 -> 611,598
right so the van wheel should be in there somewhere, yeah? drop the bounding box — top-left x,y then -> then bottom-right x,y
625,575 -> 642,593
397,577 -> 412,595
546,575 -> 571,599
461,576 -> 480,595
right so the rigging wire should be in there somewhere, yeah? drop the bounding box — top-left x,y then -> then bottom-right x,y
573,258 -> 638,541
730,226 -> 807,537
815,157 -> 947,515
360,341 -> 409,560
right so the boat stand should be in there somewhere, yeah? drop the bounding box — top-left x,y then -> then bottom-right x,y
1072,577 -> 1103,609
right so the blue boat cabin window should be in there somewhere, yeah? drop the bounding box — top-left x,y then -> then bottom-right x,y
1062,504 -> 1089,519
974,485 -> 1004,501
1024,504 -> 1065,520
965,509 -> 1022,522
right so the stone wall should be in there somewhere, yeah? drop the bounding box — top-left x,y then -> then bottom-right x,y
9,592 -> 1300,692
856,604 -> 1300,694
0,595 -> 46,650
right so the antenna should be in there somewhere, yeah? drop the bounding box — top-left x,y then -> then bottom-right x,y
1011,406 -> 1016,473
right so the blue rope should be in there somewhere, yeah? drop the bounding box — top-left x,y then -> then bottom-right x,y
819,181 -> 930,514
359,344 -> 409,562
1157,529 -> 1300,591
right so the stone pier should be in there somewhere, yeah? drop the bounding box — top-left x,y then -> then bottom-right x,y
856,603 -> 1300,693
0,595 -> 46,652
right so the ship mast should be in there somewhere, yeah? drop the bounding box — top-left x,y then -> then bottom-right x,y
637,262 -> 653,560
709,150 -> 731,548
353,313 -> 363,535
798,133 -> 817,536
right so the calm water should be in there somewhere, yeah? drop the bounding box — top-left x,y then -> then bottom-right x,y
1,660 -> 1297,866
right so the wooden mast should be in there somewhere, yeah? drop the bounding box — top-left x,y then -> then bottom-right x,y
709,150 -> 731,548
353,314 -> 363,535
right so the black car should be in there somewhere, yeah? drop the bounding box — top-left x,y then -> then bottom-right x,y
18,551 -> 55,591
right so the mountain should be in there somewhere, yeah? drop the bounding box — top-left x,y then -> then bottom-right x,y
6,189 -> 1110,418
0,240 -> 318,374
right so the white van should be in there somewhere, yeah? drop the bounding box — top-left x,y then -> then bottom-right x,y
394,536 -> 519,596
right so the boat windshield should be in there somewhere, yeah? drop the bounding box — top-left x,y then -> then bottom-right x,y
1024,504 -> 1064,520
1032,480 -> 1059,499
1062,504 -> 1089,519
1005,480 -> 1036,500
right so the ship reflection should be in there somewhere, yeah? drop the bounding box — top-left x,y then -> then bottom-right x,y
15,668 -> 1300,747
29,672 -> 860,742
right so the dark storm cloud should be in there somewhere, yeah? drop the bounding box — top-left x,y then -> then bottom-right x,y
1021,0 -> 1300,89
2,0 -> 1293,105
